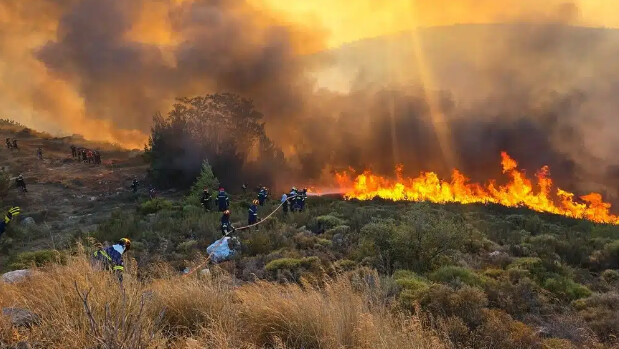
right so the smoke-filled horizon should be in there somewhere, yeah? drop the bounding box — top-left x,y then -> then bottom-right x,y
0,0 -> 618,202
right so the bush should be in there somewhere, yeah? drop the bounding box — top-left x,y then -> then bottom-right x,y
474,309 -> 541,349
430,266 -> 485,288
543,276 -> 591,301
574,292 -> 619,343
420,284 -> 488,328
139,198 -> 173,215
265,257 -> 320,272
601,269 -> 619,284
307,215 -> 346,233
8,249 -> 66,270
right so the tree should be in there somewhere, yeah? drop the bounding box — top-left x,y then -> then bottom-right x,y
145,93 -> 286,190
186,160 -> 220,206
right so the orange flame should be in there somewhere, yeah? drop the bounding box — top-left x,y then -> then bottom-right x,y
335,152 -> 619,224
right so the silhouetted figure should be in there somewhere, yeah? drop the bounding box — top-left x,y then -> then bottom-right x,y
5,138 -> 12,149
131,178 -> 139,193
15,174 -> 27,193
37,147 -> 43,160
11,139 -> 18,150
71,145 -> 77,158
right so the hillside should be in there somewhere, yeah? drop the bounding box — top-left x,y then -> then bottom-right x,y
0,123 -> 617,348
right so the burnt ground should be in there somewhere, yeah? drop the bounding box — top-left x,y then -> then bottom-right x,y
0,126 -> 178,267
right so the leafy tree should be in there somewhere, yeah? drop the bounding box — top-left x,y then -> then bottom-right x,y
145,93 -> 286,190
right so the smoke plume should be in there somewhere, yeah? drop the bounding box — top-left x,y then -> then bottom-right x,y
0,0 -> 618,202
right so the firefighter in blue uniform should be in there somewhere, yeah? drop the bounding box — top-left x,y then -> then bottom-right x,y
131,177 -> 139,193
221,210 -> 235,236
0,207 -> 20,237
217,187 -> 229,212
297,188 -> 307,212
93,238 -> 131,282
288,187 -> 298,212
248,199 -> 259,225
257,187 -> 268,206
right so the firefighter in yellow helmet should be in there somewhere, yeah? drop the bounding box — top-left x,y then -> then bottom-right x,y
248,199 -> 259,225
93,238 -> 131,282
221,210 -> 235,236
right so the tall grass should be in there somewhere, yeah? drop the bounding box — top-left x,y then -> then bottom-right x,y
0,255 -> 445,348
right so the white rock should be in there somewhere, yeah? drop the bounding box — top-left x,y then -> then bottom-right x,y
20,217 -> 36,226
1,269 -> 31,283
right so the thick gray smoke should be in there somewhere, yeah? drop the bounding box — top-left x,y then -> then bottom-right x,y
3,0 -> 618,202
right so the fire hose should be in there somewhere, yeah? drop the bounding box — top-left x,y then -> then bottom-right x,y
183,195 -> 297,277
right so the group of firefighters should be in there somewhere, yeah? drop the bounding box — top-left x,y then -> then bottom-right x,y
5,138 -> 18,150
71,145 -> 102,164
199,186 -> 308,236
2,140 -> 312,283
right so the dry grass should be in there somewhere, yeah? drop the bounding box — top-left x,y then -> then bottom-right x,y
0,255 -> 445,348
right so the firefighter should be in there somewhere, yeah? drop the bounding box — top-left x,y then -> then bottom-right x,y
94,150 -> 101,164
288,187 -> 298,212
5,138 -> 12,149
15,174 -> 27,192
0,207 -> 20,237
149,186 -> 157,199
281,192 -> 289,215
77,148 -> 82,161
220,210 -> 235,236
11,139 -> 18,150
201,188 -> 212,211
248,199 -> 259,225
217,187 -> 229,212
297,188 -> 307,212
92,238 -> 131,282
242,183 -> 247,193
131,177 -> 139,193
258,186 -> 268,206
37,147 -> 43,160
71,145 -> 77,158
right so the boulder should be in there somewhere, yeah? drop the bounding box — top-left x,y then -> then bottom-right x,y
20,217 -> 35,226
1,269 -> 31,283
2,308 -> 40,327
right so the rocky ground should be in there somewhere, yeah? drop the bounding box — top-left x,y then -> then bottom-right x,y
0,126 -> 173,268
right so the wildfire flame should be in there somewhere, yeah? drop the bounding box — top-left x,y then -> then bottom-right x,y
335,152 -> 619,225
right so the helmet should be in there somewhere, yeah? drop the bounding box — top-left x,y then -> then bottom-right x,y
119,238 -> 131,251
219,187 -> 224,191
204,187 -> 209,191
303,188 -> 308,193
252,199 -> 259,205
223,210 -> 231,216
291,187 -> 297,191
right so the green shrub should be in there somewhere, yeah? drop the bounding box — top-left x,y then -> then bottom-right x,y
333,259 -> 356,272
325,225 -> 350,236
420,284 -> 488,327
574,292 -> 619,343
601,269 -> 619,284
139,198 -> 173,215
307,215 -> 346,233
543,276 -> 591,301
507,257 -> 547,281
265,257 -> 320,272
8,249 -> 66,270
430,266 -> 484,288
